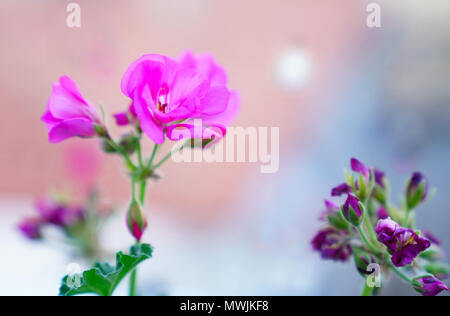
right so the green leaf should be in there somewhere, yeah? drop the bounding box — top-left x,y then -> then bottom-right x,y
59,243 -> 153,296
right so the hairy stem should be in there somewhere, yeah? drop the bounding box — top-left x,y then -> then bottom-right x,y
361,282 -> 375,296
357,226 -> 381,256
106,138 -> 136,171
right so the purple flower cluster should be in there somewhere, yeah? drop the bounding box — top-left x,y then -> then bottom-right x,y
312,158 -> 449,296
18,198 -> 84,240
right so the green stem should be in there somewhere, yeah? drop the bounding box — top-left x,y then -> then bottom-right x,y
364,214 -> 379,248
139,181 -> 147,205
403,208 -> 412,227
147,144 -> 160,169
131,178 -> 136,201
357,226 -> 380,255
152,142 -> 187,170
389,263 -> 415,285
106,138 -> 136,171
361,282 -> 375,296
129,267 -> 137,296
136,141 -> 144,168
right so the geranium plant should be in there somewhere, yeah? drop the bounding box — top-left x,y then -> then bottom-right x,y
40,51 -> 240,296
312,158 -> 450,296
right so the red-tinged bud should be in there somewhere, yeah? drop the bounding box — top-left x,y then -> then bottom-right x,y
126,200 -> 147,242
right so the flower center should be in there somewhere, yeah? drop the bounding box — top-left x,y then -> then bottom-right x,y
156,86 -> 170,114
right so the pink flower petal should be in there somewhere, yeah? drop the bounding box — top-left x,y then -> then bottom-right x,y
48,118 -> 96,143
202,90 -> 240,126
133,88 -> 165,144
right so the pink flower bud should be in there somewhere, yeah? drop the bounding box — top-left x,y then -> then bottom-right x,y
126,200 -> 147,242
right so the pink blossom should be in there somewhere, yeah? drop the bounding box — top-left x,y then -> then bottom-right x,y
41,76 -> 100,143
120,51 -> 240,144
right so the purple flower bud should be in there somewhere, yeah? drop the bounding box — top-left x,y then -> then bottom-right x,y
374,169 -> 386,189
324,200 -> 340,212
320,200 -> 339,220
424,262 -> 450,280
413,276 -> 450,296
376,207 -> 389,220
376,218 -> 431,267
127,200 -> 147,242
18,218 -> 42,240
350,158 -> 370,178
113,103 -> 137,126
320,200 -> 349,230
331,183 -> 352,197
423,231 -> 441,246
406,172 -> 428,208
341,194 -> 364,226
353,249 -> 377,276
35,198 -> 84,227
312,228 -> 352,262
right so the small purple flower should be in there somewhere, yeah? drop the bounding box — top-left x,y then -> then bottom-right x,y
35,198 -> 84,227
342,194 -> 364,226
423,231 -> 441,246
331,183 -> 352,196
376,218 -> 431,267
351,158 -> 370,178
320,200 -> 340,220
312,228 -> 352,262
406,172 -> 428,208
18,218 -> 42,240
413,276 -> 450,296
374,169 -> 386,188
376,207 -> 389,220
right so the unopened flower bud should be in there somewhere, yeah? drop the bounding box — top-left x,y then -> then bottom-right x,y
119,134 -> 139,154
321,200 -> 349,230
101,139 -> 117,153
406,172 -> 428,209
413,275 -> 450,296
341,194 -> 364,226
424,262 -> 450,280
419,245 -> 445,261
373,169 -> 388,205
353,248 -> 377,277
331,183 -> 352,197
94,124 -> 109,138
126,200 -> 147,242
18,218 -> 42,240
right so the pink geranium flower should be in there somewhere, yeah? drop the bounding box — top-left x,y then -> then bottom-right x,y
120,51 -> 240,144
41,76 -> 101,143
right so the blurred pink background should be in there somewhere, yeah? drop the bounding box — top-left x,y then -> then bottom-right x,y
0,0 -> 367,221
